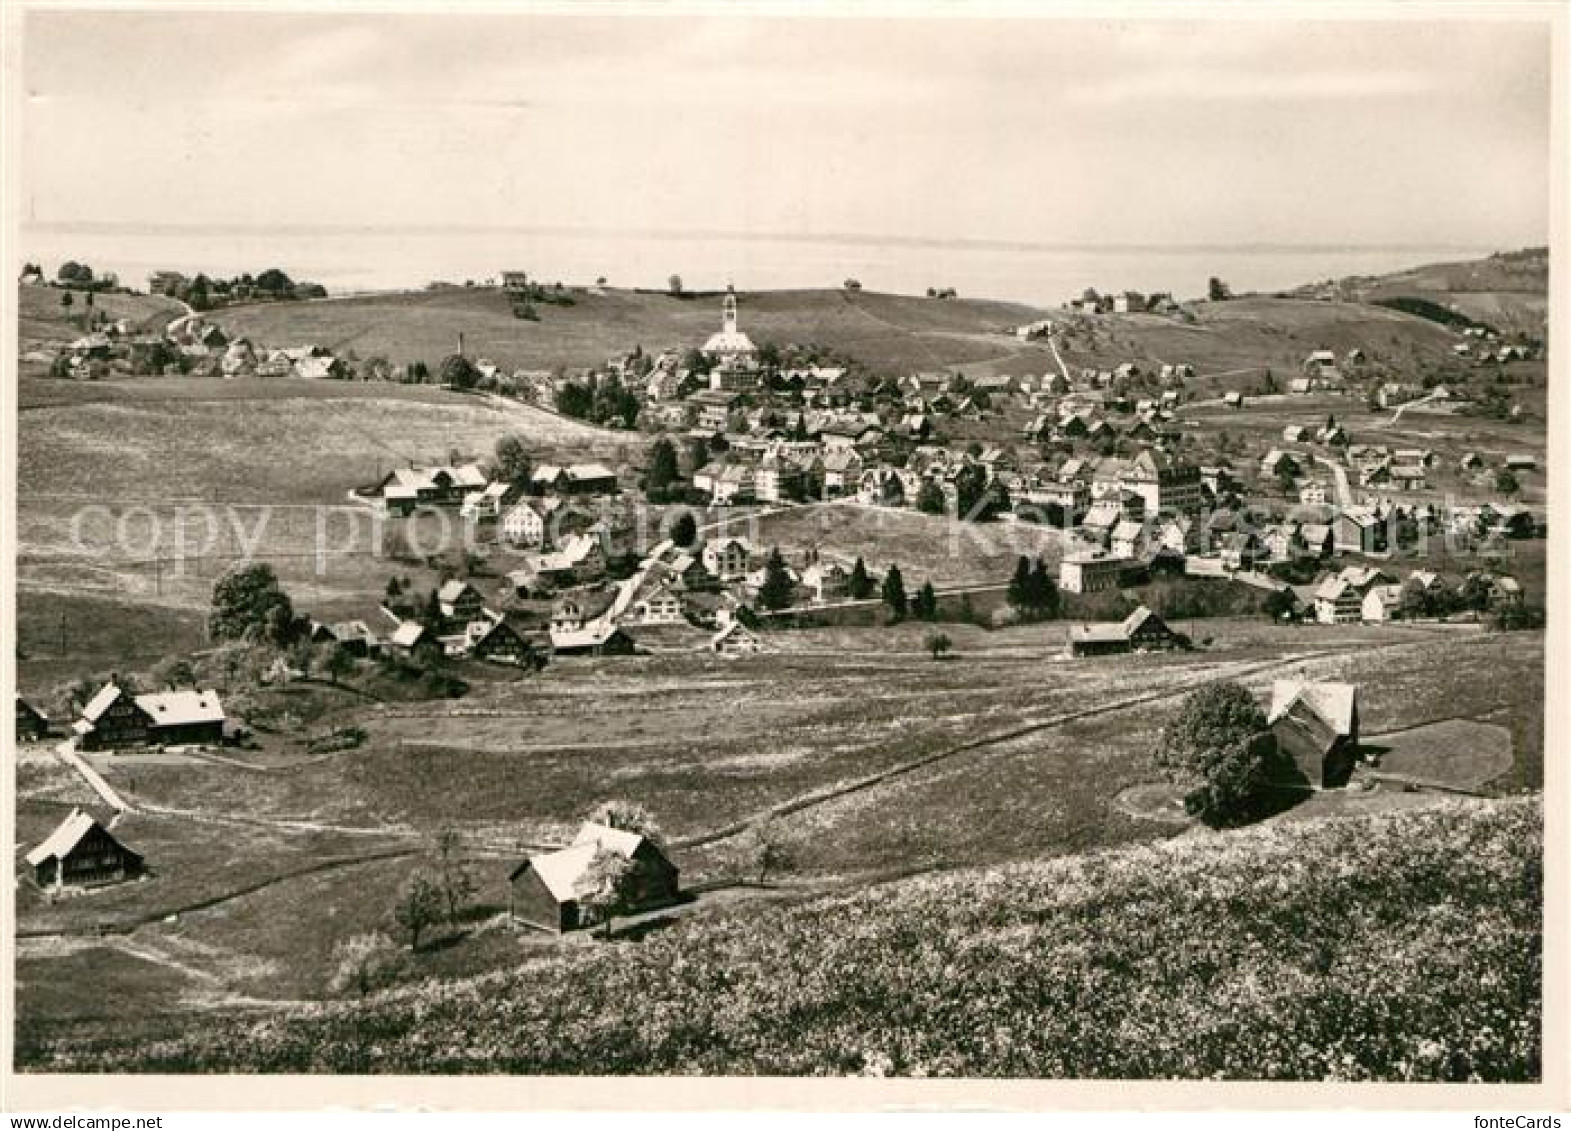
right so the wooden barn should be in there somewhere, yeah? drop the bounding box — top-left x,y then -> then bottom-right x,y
26,808 -> 144,891
1066,605 -> 1187,657
1268,680 -> 1360,789
509,822 -> 680,934
73,680 -> 226,751
16,696 -> 49,742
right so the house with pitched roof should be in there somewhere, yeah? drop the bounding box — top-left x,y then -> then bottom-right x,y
508,822 -> 680,933
16,696 -> 49,742
27,809 -> 144,892
73,680 -> 226,751
1268,680 -> 1360,789
711,621 -> 765,655
1065,605 -> 1186,657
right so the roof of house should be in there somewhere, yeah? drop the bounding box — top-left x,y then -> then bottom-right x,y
511,822 -> 651,899
1268,680 -> 1357,737
25,808 -> 120,867
390,622 -> 426,648
79,681 -> 126,724
438,579 -> 478,603
550,618 -> 627,649
136,689 -> 226,727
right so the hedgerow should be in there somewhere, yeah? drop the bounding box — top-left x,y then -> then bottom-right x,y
32,797 -> 1541,1079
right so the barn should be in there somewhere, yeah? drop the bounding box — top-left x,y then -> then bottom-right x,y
73,680 -> 226,751
26,808 -> 144,891
1268,680 -> 1360,789
16,696 -> 49,742
1066,605 -> 1186,657
509,822 -> 680,934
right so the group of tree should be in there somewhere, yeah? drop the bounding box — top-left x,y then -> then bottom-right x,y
209,563 -> 298,647
758,547 -> 796,612
149,266 -> 321,311
925,286 -> 958,299
643,437 -> 683,502
491,433 -> 534,484
1153,681 -> 1286,827
385,826 -> 481,956
555,371 -> 640,429
848,557 -> 876,600
1006,556 -> 1060,619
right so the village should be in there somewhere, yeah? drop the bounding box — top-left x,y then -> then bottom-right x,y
16,261 -> 1548,906
9,249 -> 1550,1084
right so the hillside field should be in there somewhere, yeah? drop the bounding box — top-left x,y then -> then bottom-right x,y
21,795 -> 1542,1079
201,286 -> 1057,377
18,284 -> 184,354
13,619 -> 1541,1064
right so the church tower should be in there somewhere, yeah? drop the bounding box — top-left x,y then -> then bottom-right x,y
722,285 -> 738,334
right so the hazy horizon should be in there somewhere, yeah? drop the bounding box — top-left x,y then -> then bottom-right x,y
21,11 -> 1551,280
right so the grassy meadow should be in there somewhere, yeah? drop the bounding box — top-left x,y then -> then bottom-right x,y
21,796 -> 1541,1079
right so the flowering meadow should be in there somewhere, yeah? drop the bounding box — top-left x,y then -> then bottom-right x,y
28,796 -> 1540,1079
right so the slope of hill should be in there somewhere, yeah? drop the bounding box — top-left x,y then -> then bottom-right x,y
18,285 -> 184,353
200,286 -> 1054,377
28,796 -> 1539,1079
1284,248 -> 1548,337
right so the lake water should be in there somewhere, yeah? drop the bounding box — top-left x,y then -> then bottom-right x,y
20,224 -> 1495,307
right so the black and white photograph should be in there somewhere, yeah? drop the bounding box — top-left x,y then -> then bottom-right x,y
2,0 -> 1563,1109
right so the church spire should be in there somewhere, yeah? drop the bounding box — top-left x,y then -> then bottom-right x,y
722,285 -> 738,334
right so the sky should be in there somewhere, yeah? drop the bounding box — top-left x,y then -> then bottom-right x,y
19,8 -> 1553,251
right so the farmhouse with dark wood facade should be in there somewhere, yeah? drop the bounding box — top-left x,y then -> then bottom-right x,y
26,809 -> 145,892
1268,679 -> 1360,789
509,822 -> 680,933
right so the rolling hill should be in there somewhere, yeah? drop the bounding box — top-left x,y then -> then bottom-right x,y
195,279 -> 1493,385
1283,247 -> 1548,338
22,795 -> 1540,1079
201,286 -> 1057,378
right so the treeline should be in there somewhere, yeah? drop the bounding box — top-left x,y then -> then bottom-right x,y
149,267 -> 326,311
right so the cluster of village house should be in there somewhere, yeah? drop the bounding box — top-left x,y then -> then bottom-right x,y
16,283 -> 1544,918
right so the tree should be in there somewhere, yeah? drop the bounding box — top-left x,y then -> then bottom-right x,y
881,564 -> 908,621
254,267 -> 295,294
57,261 -> 93,285
493,434 -> 533,484
1153,681 -> 1277,827
1208,276 -> 1232,302
151,657 -> 197,690
432,828 -> 477,923
1495,469 -> 1520,495
324,643 -> 357,686
1007,555 -> 1033,609
668,274 -> 684,297
60,290 -> 73,310
1027,558 -> 1059,618
913,581 -> 938,621
746,819 -> 794,884
925,631 -> 952,661
210,564 -> 294,645
645,437 -> 681,500
848,557 -> 875,600
393,869 -> 445,950
587,799 -> 664,848
758,547 -> 795,611
843,278 -> 862,291
916,480 -> 946,516
669,511 -> 698,549
328,931 -> 407,998
439,353 -> 480,391
685,435 -> 712,474
576,847 -> 637,939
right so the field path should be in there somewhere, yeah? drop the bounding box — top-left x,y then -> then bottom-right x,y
54,740 -> 133,813
672,632 -> 1500,851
